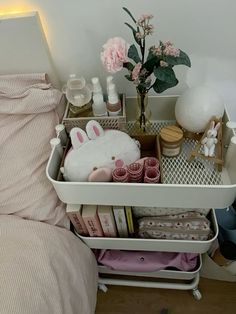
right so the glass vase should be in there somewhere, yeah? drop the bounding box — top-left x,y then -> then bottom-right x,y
135,90 -> 151,133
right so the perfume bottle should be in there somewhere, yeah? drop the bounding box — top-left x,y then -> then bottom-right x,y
106,83 -> 121,116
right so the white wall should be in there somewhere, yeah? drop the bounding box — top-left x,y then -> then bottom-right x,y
0,0 -> 236,117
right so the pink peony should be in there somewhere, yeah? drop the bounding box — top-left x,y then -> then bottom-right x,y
132,62 -> 142,80
101,37 -> 130,73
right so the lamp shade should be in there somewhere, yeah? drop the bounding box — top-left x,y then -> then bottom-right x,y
175,86 -> 224,133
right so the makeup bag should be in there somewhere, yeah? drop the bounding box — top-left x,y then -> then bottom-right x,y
138,211 -> 213,241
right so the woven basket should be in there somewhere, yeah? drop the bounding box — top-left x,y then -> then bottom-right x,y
62,94 -> 127,132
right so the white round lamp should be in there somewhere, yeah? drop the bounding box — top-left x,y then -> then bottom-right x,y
175,86 -> 224,133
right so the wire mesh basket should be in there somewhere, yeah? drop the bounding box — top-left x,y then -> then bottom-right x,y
62,94 -> 127,132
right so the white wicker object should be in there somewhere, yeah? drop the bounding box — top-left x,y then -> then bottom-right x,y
62,94 -> 126,132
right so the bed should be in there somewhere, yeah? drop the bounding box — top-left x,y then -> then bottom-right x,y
0,12 -> 98,314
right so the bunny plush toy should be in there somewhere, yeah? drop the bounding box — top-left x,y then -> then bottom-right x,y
61,120 -> 141,182
201,120 -> 220,157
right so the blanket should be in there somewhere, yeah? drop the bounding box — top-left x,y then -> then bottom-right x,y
0,215 -> 98,314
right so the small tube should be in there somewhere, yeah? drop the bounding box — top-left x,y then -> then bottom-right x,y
50,137 -> 63,157
55,124 -> 67,145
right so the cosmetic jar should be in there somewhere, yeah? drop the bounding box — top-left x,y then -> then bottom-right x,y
160,125 -> 183,157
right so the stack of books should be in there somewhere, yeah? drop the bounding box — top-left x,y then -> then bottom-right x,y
66,204 -> 135,238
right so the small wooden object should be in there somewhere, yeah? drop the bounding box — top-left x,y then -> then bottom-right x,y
159,125 -> 184,157
188,117 -> 224,171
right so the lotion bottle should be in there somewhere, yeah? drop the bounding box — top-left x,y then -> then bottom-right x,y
106,76 -> 114,94
91,77 -> 103,96
107,83 -> 121,116
92,93 -> 108,117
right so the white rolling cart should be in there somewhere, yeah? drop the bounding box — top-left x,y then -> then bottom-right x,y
47,96 -> 236,300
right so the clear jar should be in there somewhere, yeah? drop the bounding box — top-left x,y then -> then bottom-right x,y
160,125 -> 183,157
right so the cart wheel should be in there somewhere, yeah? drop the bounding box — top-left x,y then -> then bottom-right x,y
192,288 -> 202,300
98,283 -> 108,293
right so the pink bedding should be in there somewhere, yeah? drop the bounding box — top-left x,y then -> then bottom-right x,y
0,73 -> 68,227
0,74 -> 98,313
0,215 -> 98,314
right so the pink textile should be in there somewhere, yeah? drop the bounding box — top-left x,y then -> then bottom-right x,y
0,73 -> 62,114
0,215 -> 98,314
0,73 -> 68,228
95,249 -> 198,272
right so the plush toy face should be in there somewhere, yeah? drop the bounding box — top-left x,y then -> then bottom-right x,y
62,120 -> 140,182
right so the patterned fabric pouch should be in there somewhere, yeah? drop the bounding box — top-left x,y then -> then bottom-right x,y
138,211 -> 213,241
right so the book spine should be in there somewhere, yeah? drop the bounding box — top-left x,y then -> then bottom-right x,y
113,206 -> 128,238
83,215 -> 104,237
98,212 -> 117,237
125,206 -> 134,234
67,212 -> 88,236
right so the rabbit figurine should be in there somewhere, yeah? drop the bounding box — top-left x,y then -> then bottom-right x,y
61,120 -> 140,182
201,120 -> 221,157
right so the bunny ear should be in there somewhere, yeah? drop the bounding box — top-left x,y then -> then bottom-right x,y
209,121 -> 215,130
214,122 -> 221,131
86,120 -> 105,140
70,127 -> 89,149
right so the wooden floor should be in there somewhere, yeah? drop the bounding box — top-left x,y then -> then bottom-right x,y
96,278 -> 236,314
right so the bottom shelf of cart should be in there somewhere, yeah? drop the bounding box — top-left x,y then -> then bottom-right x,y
98,255 -> 202,281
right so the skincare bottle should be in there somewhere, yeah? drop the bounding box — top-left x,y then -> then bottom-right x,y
92,93 -> 108,117
106,76 -> 114,94
91,77 -> 103,96
107,83 -> 121,116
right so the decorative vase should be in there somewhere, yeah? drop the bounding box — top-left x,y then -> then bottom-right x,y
135,89 -> 151,133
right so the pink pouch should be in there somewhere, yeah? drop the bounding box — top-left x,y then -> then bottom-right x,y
94,249 -> 198,272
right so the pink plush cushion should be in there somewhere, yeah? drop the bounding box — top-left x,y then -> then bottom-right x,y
0,73 -> 69,228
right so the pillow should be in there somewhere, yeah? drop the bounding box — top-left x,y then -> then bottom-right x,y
0,73 -> 69,228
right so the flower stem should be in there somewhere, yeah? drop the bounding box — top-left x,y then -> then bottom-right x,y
139,92 -> 146,132
141,38 -> 145,64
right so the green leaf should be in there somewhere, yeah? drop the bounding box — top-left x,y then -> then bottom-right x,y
147,48 -> 157,61
125,74 -> 133,81
123,7 -> 137,23
143,56 -> 159,73
123,62 -> 134,71
165,50 -> 191,67
152,77 -> 179,93
128,44 -> 141,63
154,66 -> 177,83
124,23 -> 140,45
124,22 -> 137,34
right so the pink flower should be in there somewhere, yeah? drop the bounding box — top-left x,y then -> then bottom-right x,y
137,14 -> 154,26
132,62 -> 142,80
162,41 -> 180,57
101,37 -> 130,73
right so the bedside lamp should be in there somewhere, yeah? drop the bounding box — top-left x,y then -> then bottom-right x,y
175,85 -> 224,133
